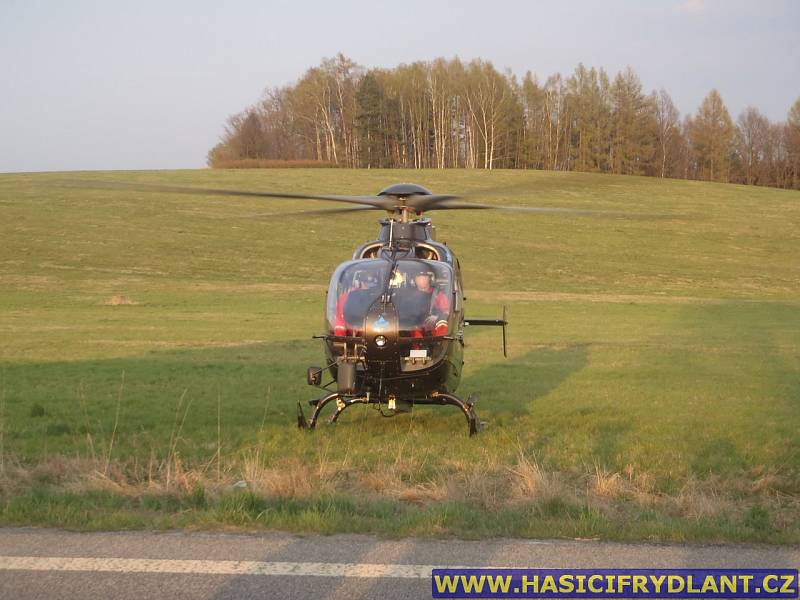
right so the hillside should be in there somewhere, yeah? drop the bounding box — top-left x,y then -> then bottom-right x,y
0,169 -> 798,542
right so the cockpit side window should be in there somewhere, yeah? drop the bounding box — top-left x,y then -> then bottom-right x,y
414,245 -> 440,260
358,244 -> 441,261
359,244 -> 382,259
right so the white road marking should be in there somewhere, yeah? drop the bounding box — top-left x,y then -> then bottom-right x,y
0,556 -> 464,579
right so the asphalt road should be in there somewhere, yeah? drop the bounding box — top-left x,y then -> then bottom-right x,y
0,528 -> 797,599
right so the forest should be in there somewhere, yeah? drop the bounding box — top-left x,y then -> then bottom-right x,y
208,54 -> 800,189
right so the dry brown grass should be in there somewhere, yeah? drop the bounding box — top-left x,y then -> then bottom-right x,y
0,453 -> 224,499
105,295 -> 136,306
0,456 -> 100,495
467,290 -> 731,305
747,466 -> 790,496
358,469 -> 447,505
672,478 -> 733,520
3,450 -> 797,533
352,437 -> 448,505
443,453 -> 507,509
241,450 -> 339,499
589,462 -> 626,499
507,450 -> 563,502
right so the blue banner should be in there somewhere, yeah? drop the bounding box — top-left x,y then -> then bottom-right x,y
431,569 -> 799,599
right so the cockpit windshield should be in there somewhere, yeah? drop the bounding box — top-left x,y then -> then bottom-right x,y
326,259 -> 454,337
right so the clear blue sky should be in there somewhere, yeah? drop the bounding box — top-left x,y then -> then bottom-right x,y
1,0 -> 798,172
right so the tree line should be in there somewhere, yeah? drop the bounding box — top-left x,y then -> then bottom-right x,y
208,54 -> 800,189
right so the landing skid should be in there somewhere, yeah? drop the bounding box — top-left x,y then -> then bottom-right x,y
432,391 -> 484,436
297,391 -> 484,436
296,392 -> 364,430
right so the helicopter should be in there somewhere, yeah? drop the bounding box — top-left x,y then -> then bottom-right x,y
300,182 -> 510,436
66,178 -> 631,435
285,182 -> 625,435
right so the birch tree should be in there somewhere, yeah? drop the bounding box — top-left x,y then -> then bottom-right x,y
654,89 -> 680,178
787,98 -> 800,189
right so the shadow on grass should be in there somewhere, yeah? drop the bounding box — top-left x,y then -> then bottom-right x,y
1,341 -> 590,460
461,343 -> 589,416
0,339 -> 320,461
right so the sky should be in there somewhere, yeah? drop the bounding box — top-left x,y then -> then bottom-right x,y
1,0 -> 798,173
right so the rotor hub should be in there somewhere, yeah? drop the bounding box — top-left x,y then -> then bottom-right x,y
377,183 -> 432,197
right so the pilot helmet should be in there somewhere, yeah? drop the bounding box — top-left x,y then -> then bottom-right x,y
413,265 -> 433,279
356,272 -> 379,287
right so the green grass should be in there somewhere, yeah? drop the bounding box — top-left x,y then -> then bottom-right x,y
0,169 -> 798,543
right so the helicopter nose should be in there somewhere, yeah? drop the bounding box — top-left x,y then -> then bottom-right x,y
365,303 -> 399,358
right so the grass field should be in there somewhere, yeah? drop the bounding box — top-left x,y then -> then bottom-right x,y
0,169 -> 798,542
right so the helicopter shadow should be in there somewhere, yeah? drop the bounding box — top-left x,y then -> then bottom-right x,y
460,343 -> 589,417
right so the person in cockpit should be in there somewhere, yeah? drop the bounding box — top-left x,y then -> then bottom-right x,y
397,265 -> 450,337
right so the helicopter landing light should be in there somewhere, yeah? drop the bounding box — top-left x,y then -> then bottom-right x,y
375,335 -> 388,347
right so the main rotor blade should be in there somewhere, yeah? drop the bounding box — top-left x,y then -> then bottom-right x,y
403,194 -> 461,212
427,199 -> 656,218
280,205 -> 378,217
54,179 -> 667,219
401,194 -> 640,217
181,205 -> 377,221
57,180 -> 396,209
